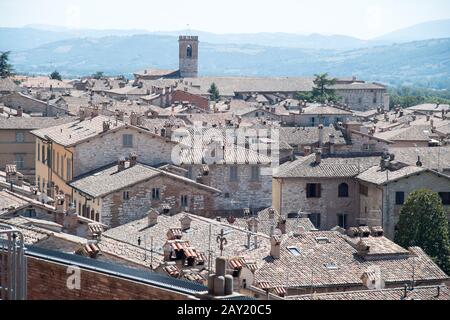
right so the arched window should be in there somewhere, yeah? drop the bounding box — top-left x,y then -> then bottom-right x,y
186,45 -> 192,58
338,183 -> 349,198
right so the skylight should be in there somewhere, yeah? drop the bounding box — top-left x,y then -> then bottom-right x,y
324,262 -> 338,270
287,246 -> 301,256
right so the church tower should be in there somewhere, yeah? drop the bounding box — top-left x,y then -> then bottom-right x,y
179,35 -> 199,78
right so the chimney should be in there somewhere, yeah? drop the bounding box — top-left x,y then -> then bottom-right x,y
64,202 -> 78,233
416,156 -> 423,167
117,157 -> 126,172
79,109 -> 86,121
179,214 -> 193,231
147,209 -> 159,227
102,121 -> 110,132
129,152 -> 137,167
277,217 -> 287,234
329,134 -> 335,154
16,106 -> 23,117
208,257 -> 234,297
270,235 -> 281,259
247,217 -> 259,233
303,146 -> 312,156
318,124 -> 324,147
314,148 -> 322,164
130,112 -> 138,126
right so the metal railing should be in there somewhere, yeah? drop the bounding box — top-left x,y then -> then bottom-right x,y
0,224 -> 27,300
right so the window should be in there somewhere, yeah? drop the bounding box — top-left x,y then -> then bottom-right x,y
310,117 -> 315,126
56,152 -> 60,175
15,154 -> 25,169
230,166 -> 238,182
360,185 -> 369,196
152,188 -> 160,200
123,134 -> 133,147
41,145 -> 45,164
337,214 -> 348,229
358,97 -> 363,104
306,184 -> 321,198
310,213 -> 321,229
37,176 -> 40,192
250,166 -> 260,182
186,45 -> 192,58
324,262 -> 338,270
123,191 -> 130,200
37,143 -> 40,161
46,147 -> 51,168
60,154 -> 64,177
181,195 -> 189,208
338,183 -> 349,198
186,167 -> 193,179
439,192 -> 450,205
15,132 -> 24,143
395,192 -> 405,205
23,209 -> 37,218
287,246 -> 301,256
66,159 -> 72,180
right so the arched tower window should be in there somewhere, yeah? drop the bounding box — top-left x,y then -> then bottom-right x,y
186,45 -> 192,58
338,183 -> 349,198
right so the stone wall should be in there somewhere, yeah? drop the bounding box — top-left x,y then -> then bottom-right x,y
185,164 -> 272,215
100,175 -> 216,227
275,177 -> 360,230
73,127 -> 175,177
336,89 -> 389,111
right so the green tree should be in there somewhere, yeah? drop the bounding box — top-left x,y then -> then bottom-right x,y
395,189 -> 450,274
50,70 -> 62,81
93,71 -> 104,80
0,51 -> 14,78
294,91 -> 314,102
311,73 -> 339,103
208,82 -> 220,101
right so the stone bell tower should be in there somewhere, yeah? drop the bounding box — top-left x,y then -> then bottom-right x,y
179,35 -> 199,78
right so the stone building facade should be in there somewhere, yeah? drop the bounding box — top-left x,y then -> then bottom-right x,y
184,163 -> 273,215
358,170 -> 450,239
71,169 -> 219,228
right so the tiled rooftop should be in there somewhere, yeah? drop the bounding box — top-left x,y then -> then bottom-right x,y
274,154 -> 380,178
254,231 -> 449,290
70,163 -> 220,198
288,285 -> 450,300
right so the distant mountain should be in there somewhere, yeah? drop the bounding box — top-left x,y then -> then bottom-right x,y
153,30 -> 375,50
0,26 -> 151,51
0,27 -> 74,51
0,26 -> 377,52
10,35 -> 450,89
375,19 -> 450,43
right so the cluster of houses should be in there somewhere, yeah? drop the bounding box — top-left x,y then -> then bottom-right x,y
1,35 -> 450,300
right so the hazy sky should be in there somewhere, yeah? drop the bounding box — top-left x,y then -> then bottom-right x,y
1,0 -> 450,39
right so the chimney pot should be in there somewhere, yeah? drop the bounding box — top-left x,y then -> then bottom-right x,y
315,148 -> 322,164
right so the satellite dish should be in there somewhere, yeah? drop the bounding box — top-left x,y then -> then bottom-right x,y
273,228 -> 283,236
